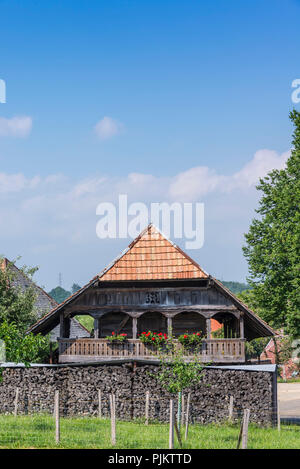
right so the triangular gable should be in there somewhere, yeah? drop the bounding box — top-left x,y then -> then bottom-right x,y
99,224 -> 208,281
27,226 -> 275,339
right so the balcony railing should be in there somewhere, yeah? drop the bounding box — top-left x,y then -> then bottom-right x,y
58,338 -> 246,363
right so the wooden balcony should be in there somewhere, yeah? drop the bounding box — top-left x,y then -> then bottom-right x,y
58,338 -> 246,364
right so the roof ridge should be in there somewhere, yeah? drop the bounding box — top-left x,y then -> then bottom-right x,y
98,223 -> 208,281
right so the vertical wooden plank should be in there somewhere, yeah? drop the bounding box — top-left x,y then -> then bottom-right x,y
169,399 -> 174,449
13,387 -> 19,416
54,390 -> 60,444
241,409 -> 250,449
98,389 -> 102,419
145,391 -> 150,425
184,393 -> 191,440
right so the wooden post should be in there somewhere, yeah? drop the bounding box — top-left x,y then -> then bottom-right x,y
145,391 -> 150,425
13,388 -> 19,416
206,318 -> 211,339
132,317 -> 137,339
174,418 -> 183,448
98,389 -> 102,419
110,394 -> 116,445
239,315 -> 244,339
185,392 -> 191,440
49,342 -> 53,364
181,394 -> 185,427
167,317 -> 173,337
228,396 -> 234,422
60,313 -> 70,338
241,409 -> 250,449
54,390 -> 60,444
277,401 -> 281,432
169,399 -> 174,449
94,318 -> 100,339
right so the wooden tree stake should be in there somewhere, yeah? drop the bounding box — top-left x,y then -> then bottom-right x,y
185,392 -> 191,440
169,399 -> 174,449
54,390 -> 60,444
237,409 -> 250,449
181,394 -> 185,427
110,394 -> 116,445
242,409 -> 250,449
145,391 -> 150,425
174,419 -> 183,448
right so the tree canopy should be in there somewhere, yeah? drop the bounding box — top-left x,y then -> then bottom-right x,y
242,110 -> 300,338
0,258 -> 50,363
0,258 -> 37,332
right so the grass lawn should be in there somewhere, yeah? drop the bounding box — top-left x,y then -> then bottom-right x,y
0,415 -> 299,449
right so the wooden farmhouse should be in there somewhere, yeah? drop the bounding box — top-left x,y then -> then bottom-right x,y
28,224 -> 275,364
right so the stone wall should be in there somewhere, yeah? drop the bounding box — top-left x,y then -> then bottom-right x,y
0,363 -> 277,425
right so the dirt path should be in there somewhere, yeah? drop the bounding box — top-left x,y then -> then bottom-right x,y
278,383 -> 300,417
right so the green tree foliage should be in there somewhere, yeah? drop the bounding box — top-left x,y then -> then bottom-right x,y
0,258 -> 37,332
245,337 -> 269,360
243,110 -> 300,338
48,286 -> 71,304
0,321 -> 49,365
221,281 -> 249,294
155,339 -> 204,394
71,283 -> 81,294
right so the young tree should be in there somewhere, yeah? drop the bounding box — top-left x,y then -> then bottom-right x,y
243,110 -> 300,339
154,339 -> 204,429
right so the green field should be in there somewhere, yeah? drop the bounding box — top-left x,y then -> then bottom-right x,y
0,415 -> 299,449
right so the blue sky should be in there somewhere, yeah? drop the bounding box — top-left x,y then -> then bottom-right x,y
0,0 -> 299,291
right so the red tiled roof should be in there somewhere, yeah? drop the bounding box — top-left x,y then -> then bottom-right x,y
99,224 -> 208,281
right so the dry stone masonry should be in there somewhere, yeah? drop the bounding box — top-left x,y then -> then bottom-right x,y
0,363 -> 277,425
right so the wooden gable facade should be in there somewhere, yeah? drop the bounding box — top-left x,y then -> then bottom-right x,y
28,225 -> 275,364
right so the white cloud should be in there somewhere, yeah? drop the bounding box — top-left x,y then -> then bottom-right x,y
230,149 -> 290,189
0,116 -> 32,137
168,149 -> 290,201
0,173 -> 39,193
94,116 -> 123,140
169,166 -> 223,201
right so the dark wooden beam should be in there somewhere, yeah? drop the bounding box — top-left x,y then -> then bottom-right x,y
59,313 -> 70,338
65,305 -> 239,314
